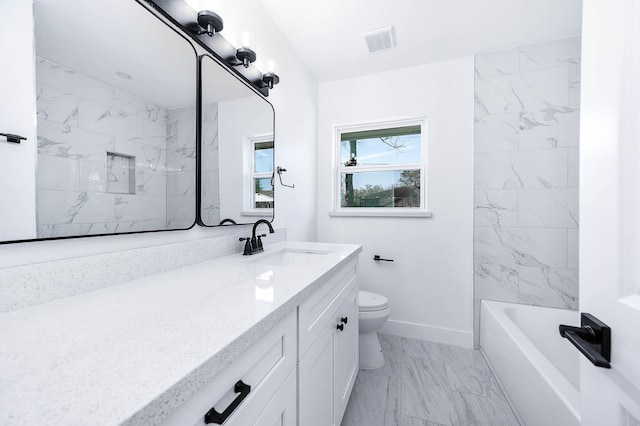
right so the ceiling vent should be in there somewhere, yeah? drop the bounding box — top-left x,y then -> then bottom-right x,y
362,26 -> 396,53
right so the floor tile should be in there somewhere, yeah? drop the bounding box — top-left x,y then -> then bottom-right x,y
450,391 -> 519,426
371,333 -> 404,378
400,384 -> 454,425
441,348 -> 505,400
385,376 -> 402,425
342,370 -> 397,426
342,334 -> 520,426
403,352 -> 450,391
401,414 -> 447,425
401,335 -> 445,363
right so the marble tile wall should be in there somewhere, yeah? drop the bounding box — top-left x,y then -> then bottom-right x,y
473,37 -> 581,343
36,57 -> 175,237
166,105 -> 197,229
199,102 -> 221,225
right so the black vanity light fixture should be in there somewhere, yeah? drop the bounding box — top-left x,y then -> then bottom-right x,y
196,10 -> 223,37
163,1 -> 281,93
261,59 -> 280,89
232,31 -> 257,68
262,72 -> 279,89
235,47 -> 257,68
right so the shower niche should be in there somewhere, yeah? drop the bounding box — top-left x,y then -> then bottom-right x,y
106,153 -> 136,195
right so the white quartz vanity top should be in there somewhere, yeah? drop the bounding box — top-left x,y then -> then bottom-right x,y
0,241 -> 361,426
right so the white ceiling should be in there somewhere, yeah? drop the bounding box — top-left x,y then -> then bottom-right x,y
256,0 -> 583,82
35,0 -> 196,108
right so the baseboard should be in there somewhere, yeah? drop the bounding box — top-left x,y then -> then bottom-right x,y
380,319 -> 474,349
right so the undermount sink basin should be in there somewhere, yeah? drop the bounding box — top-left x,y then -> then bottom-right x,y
247,248 -> 331,266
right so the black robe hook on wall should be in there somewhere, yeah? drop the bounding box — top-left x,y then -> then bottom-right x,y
275,166 -> 295,188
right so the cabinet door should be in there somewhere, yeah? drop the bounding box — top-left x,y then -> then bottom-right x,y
163,313 -> 296,426
298,314 -> 337,426
252,368 -> 297,426
334,286 -> 359,425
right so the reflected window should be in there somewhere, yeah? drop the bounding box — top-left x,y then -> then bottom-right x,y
336,121 -> 426,209
250,137 -> 274,209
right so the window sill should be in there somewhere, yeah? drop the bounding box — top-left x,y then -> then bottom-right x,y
328,210 -> 433,218
240,210 -> 273,217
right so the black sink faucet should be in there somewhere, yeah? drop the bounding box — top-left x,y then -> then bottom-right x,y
251,219 -> 274,252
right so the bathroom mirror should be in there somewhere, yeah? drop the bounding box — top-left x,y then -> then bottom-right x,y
2,0 -> 198,243
198,54 -> 275,226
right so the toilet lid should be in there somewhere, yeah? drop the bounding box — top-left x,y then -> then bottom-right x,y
359,291 -> 389,312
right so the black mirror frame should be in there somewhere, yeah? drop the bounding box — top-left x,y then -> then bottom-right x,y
0,0 -> 199,245
195,53 -> 276,228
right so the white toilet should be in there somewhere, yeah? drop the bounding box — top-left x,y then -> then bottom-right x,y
358,290 -> 390,369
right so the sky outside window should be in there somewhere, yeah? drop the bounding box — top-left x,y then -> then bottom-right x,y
254,141 -> 274,173
340,129 -> 421,166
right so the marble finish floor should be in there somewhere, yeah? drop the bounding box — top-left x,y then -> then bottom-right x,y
341,334 -> 520,426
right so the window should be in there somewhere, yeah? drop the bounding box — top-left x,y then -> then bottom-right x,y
334,119 -> 429,216
250,136 -> 274,210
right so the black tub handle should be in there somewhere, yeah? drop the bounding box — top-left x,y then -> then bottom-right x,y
0,132 -> 26,144
559,313 -> 611,368
204,380 -> 251,424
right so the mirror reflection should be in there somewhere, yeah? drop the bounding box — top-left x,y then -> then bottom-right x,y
199,54 -> 275,226
18,0 -> 198,242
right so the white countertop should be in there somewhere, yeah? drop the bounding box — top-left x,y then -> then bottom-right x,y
0,241 -> 361,425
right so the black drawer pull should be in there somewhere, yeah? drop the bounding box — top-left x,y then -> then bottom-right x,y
204,380 -> 251,424
341,316 -> 348,324
337,323 -> 344,331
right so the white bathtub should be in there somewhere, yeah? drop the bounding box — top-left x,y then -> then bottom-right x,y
480,300 -> 580,426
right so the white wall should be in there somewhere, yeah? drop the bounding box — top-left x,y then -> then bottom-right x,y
317,58 -> 475,348
218,96 -> 273,220
0,0 -> 317,267
208,0 -> 319,241
0,1 -> 36,242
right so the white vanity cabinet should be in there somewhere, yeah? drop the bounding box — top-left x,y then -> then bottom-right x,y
0,241 -> 362,425
164,254 -> 360,426
298,259 -> 359,426
163,312 -> 297,426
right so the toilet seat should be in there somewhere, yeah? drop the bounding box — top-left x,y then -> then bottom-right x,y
359,290 -> 389,312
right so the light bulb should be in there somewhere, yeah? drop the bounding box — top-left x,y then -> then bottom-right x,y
267,59 -> 277,73
183,0 -> 202,11
241,31 -> 253,48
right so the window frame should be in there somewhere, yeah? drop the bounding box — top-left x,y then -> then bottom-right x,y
241,133 -> 274,216
331,117 -> 431,217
